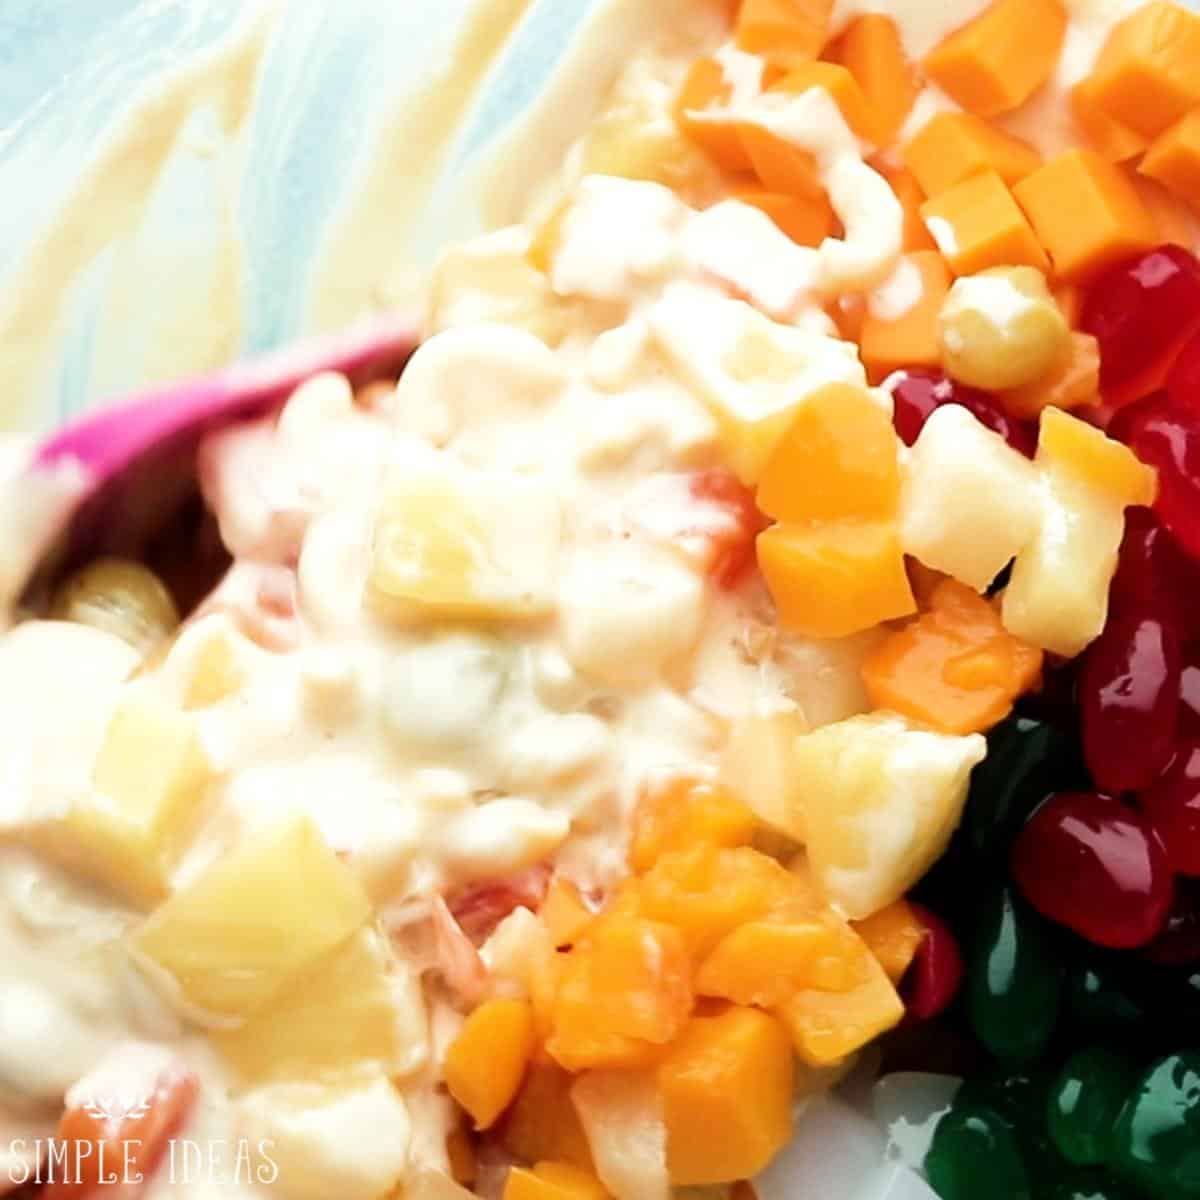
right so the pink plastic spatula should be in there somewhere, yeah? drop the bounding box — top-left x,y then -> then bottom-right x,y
12,316 -> 418,607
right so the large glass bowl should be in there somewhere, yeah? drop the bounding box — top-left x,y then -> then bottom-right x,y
0,0 -> 602,430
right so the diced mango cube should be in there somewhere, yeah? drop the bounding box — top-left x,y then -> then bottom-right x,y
732,189 -> 836,248
635,845 -> 804,960
1002,460 -> 1126,657
1037,407 -> 1158,506
738,126 -> 825,201
827,14 -> 918,145
786,713 -> 986,918
773,949 -> 904,1065
924,0 -> 1067,117
501,1062 -> 596,1173
546,916 -> 693,1072
903,112 -> 1042,198
920,170 -> 1048,276
720,707 -> 809,842
446,998 -> 537,1130
900,403 -> 1042,592
757,384 -> 901,523
1087,1 -> 1200,140
757,520 -> 916,639
368,463 -> 560,626
736,0 -> 834,69
650,287 -> 866,485
1013,149 -> 1158,282
540,878 -> 594,949
874,162 -> 938,252
505,1164 -> 610,1200
629,778 -> 757,874
1070,76 -> 1146,163
695,916 -> 871,1006
861,578 -> 1044,735
771,62 -> 883,142
132,817 -> 371,1018
674,58 -> 756,174
40,695 -> 212,908
851,899 -> 927,985
214,929 -> 420,1085
659,1008 -> 794,1186
1140,109 -> 1200,212
859,251 -> 952,380
999,332 -> 1100,420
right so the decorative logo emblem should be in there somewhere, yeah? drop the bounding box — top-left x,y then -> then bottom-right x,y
81,1089 -> 152,1124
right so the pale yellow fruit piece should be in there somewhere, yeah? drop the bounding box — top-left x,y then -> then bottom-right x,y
650,284 -> 866,485
216,930 -> 422,1085
50,558 -> 179,657
237,1077 -> 411,1200
32,694 -> 212,908
789,713 -> 986,919
720,707 -> 809,842
1037,406 -> 1157,508
428,228 -> 568,345
367,464 -> 560,626
132,817 -> 371,1018
900,404 -> 1041,592
181,622 -> 249,709
1002,461 -> 1125,658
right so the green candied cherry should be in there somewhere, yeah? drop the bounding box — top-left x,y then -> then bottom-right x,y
962,715 -> 1080,859
1047,1047 -> 1140,1167
956,1065 -> 1061,1181
1110,1051 -> 1200,1198
925,1103 -> 1032,1200
1048,1167 -> 1143,1200
1066,957 -> 1149,1036
967,886 -> 1063,1063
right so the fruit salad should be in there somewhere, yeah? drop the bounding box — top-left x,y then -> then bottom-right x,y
6,0 -> 1200,1197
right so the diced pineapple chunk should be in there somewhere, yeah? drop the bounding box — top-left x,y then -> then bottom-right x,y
1001,460 -> 1125,657
900,404 -> 1041,591
215,929 -> 423,1085
720,708 -> 809,842
390,325 -> 565,449
367,461 -> 561,626
1037,407 -> 1157,507
551,177 -> 687,304
32,693 -> 212,908
132,817 -> 371,1019
650,284 -> 867,485
237,1077 -> 411,1200
786,713 -> 986,919
428,227 -> 568,344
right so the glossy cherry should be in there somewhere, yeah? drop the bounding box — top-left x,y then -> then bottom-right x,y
1177,643 -> 1200,740
887,368 -> 1035,455
1011,792 -> 1174,949
1078,613 -> 1180,794
1140,742 -> 1200,876
1080,244 -> 1200,406
1108,507 -> 1200,641
1168,327 -> 1200,413
902,902 -> 964,1021
1142,879 -> 1200,966
1129,404 -> 1200,560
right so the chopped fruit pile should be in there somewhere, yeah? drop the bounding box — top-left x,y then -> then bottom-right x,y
444,779 -> 920,1194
